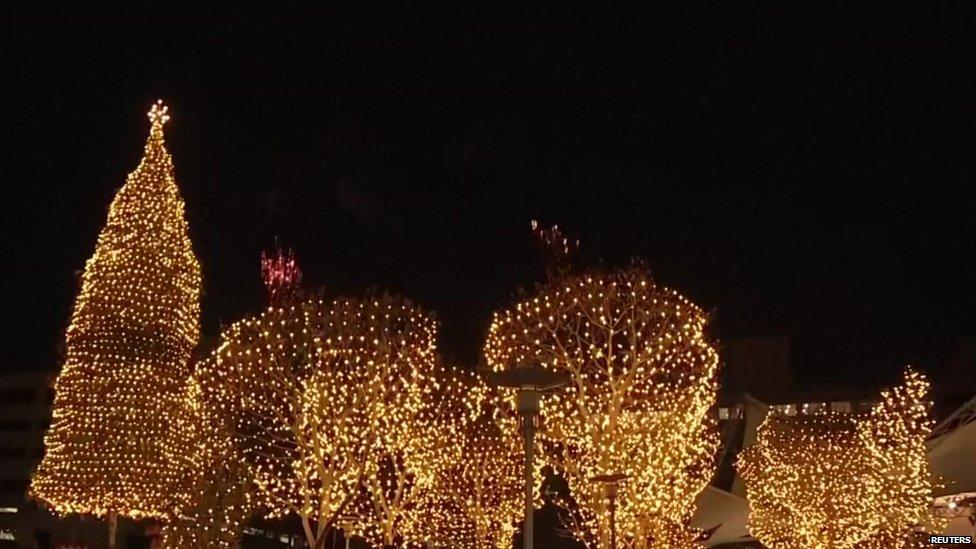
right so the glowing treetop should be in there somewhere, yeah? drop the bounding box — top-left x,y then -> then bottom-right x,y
261,243 -> 303,305
31,100 -> 201,520
484,266 -> 720,548
530,219 -> 579,276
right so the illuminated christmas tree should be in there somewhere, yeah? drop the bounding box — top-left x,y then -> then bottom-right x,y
484,266 -> 720,548
30,101 -> 201,545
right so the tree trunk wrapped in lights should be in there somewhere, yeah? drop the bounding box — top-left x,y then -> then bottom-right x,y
31,102 -> 201,541
157,379 -> 253,548
346,364 -> 460,548
411,373 -> 525,549
194,293 -> 440,549
484,266 -> 720,548
737,368 -> 945,549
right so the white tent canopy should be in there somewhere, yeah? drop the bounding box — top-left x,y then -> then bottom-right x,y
691,486 -> 751,547
928,396 -> 976,496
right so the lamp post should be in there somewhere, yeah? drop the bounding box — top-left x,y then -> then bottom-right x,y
592,473 -> 629,549
488,365 -> 569,549
336,514 -> 358,549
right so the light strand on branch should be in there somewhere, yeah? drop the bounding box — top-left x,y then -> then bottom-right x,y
194,292 -> 440,549
738,368 -> 945,549
484,266 -> 719,549
410,371 -> 526,549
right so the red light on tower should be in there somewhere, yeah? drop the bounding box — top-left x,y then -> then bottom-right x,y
261,243 -> 302,305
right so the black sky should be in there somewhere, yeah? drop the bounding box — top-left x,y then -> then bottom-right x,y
3,6 -> 975,386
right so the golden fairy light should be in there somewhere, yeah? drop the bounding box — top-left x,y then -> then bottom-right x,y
737,368 -> 944,549
344,365 -> 468,548
484,266 -> 720,549
30,101 -> 201,543
194,292 -> 441,549
857,368 -> 946,548
737,410 -> 877,549
157,379 -> 253,548
409,372 -> 525,549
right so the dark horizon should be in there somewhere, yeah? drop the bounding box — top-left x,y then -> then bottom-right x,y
4,7 -> 975,388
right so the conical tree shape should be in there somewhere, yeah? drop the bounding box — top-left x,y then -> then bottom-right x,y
31,101 -> 201,521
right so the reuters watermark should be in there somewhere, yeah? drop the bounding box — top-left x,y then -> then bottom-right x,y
929,535 -> 974,545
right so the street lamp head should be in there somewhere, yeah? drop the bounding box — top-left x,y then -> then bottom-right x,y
336,514 -> 359,527
591,473 -> 629,485
487,365 -> 570,391
592,473 -> 630,498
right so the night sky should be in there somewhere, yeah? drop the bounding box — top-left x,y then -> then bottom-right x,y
4,6 -> 974,388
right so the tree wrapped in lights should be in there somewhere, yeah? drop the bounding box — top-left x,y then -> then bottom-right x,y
195,293 -> 440,549
158,379 -> 253,548
346,365 -> 468,548
31,101 -> 201,544
858,368 -> 944,548
737,368 -> 944,549
484,266 -> 720,548
872,370 -> 943,537
160,243 -> 304,547
737,412 -> 878,549
412,373 -> 524,549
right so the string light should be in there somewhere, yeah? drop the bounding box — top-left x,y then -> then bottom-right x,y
194,293 -> 441,549
857,368 -> 946,549
30,102 -> 948,548
31,100 -> 201,523
737,368 -> 945,549
408,372 -> 525,549
162,242 -> 302,546
158,379 -> 253,547
344,363 -> 458,548
484,266 -> 720,548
